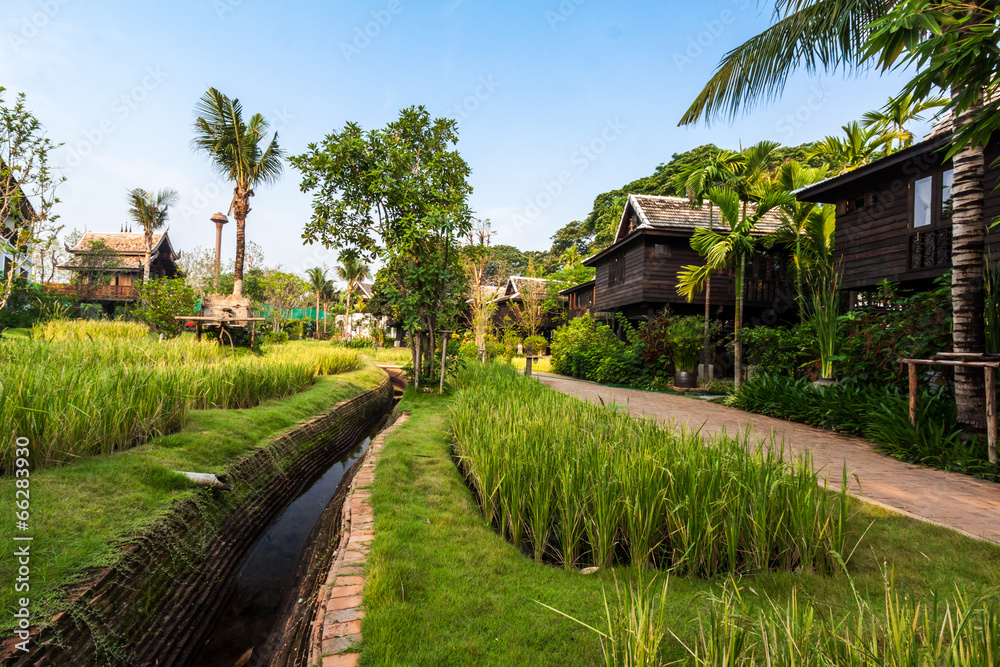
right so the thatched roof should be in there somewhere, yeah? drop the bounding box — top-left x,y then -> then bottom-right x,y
614,194 -> 783,243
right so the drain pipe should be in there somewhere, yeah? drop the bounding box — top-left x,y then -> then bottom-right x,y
174,471 -> 233,491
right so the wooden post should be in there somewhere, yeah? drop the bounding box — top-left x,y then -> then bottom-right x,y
414,333 -> 421,390
908,362 -> 918,428
439,333 -> 448,394
250,323 -> 255,351
525,344 -> 533,377
196,322 -> 202,342
986,366 -> 997,464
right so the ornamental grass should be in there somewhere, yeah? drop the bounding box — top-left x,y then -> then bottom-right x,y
451,363 -> 853,578
1,323 -> 359,472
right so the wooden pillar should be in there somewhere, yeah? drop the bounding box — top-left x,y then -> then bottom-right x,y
525,344 -> 533,377
439,333 -> 448,394
986,366 -> 997,464
414,333 -> 421,390
908,362 -> 918,429
196,322 -> 202,342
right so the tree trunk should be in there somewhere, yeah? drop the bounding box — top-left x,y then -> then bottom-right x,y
734,256 -> 745,390
144,231 -> 152,283
345,285 -> 353,337
702,202 -> 714,381
232,191 -> 249,298
952,105 -> 987,430
796,236 -> 804,323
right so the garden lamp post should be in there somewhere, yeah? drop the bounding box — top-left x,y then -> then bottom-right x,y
210,212 -> 228,290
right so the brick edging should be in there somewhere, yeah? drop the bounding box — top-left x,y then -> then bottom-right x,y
308,412 -> 410,667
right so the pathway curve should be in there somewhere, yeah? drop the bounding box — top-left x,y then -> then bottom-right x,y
535,373 -> 1000,544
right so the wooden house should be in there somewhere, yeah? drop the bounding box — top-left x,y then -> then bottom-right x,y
492,275 -> 561,332
53,231 -> 181,313
560,279 -> 597,320
581,194 -> 795,327
796,126 -> 1000,300
1,167 -> 36,282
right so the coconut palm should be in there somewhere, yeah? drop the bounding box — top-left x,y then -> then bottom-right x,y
678,187 -> 795,389
862,93 -> 947,153
678,0 -> 989,426
191,88 -> 284,298
673,148 -> 744,377
807,121 -> 898,173
127,187 -> 179,282
336,249 -> 371,337
306,266 -> 329,337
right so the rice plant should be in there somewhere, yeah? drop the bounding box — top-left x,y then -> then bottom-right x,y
451,363 -> 853,578
1,323 -> 360,471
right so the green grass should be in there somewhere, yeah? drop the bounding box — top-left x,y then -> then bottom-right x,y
509,355 -> 553,373
361,386 -> 1000,666
0,363 -> 385,633
362,347 -> 414,364
0,327 -> 32,339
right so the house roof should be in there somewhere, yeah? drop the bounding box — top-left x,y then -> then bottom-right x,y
492,275 -> 550,303
613,194 -> 784,242
59,231 -> 179,272
467,285 -> 502,304
356,281 -> 374,299
557,279 -> 595,296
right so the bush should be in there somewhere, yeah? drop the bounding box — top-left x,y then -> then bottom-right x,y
665,315 -> 710,372
501,327 -> 521,361
459,341 -> 479,359
134,277 -> 198,337
738,324 -> 815,379
523,334 -> 547,354
264,330 -> 289,346
345,336 -> 377,349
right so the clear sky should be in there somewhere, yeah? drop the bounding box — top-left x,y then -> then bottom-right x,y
1,0 -> 923,277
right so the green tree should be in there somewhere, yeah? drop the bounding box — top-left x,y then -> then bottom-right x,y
69,239 -> 122,298
191,88 -> 284,298
335,250 -> 371,337
126,187 -> 178,283
292,105 -> 472,383
861,92 -> 947,153
0,87 -> 62,310
305,266 -> 329,337
261,270 -> 308,332
677,187 -> 794,389
134,277 -> 198,337
807,121 -> 897,173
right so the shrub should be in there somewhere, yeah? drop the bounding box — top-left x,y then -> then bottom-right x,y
459,341 -> 479,359
665,315 -> 710,372
264,330 -> 289,346
501,327 -> 521,361
738,323 -> 815,379
345,335 -> 377,349
134,277 -> 198,337
523,334 -> 547,355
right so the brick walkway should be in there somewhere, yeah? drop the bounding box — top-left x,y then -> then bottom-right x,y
309,413 -> 409,667
536,373 -> 1000,544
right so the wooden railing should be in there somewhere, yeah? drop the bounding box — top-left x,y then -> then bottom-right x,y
44,283 -> 139,300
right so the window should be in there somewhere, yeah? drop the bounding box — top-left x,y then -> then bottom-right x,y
913,175 -> 933,228
608,252 -> 626,287
941,169 -> 953,223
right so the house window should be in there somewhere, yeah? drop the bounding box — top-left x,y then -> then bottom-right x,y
651,244 -> 671,263
941,169 -> 954,223
608,252 -> 626,287
913,175 -> 933,228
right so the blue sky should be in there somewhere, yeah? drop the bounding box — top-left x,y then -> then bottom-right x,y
2,0 -> 923,276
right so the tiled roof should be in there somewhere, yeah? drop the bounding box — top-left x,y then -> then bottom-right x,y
69,231 -> 166,255
622,194 -> 784,238
357,281 -> 374,299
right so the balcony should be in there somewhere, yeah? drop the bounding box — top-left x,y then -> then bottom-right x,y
44,283 -> 140,301
909,227 -> 952,271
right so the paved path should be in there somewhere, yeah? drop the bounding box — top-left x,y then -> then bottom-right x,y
536,373 -> 1000,544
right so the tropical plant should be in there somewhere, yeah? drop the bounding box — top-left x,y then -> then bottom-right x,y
134,277 -> 198,337
126,187 -> 179,282
807,120 -> 896,172
986,253 -> 1000,355
191,88 -> 284,298
677,186 -> 794,389
862,92 -> 947,152
335,249 -> 371,337
305,266 -> 329,337
321,277 -> 338,335
666,316 -> 715,373
805,264 -> 842,379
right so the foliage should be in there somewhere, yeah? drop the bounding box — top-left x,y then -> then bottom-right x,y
335,248 -> 371,337
263,330 -> 288,346
500,321 -> 521,362
191,88 -> 284,297
68,238 -> 122,296
126,187 -> 178,281
0,86 -> 63,310
738,324 -> 815,379
523,334 -> 547,354
462,220 -> 501,353
986,254 -> 1000,354
0,328 -> 360,471
807,120 -> 896,172
344,335 -> 377,349
0,279 -> 53,328
452,363 -> 852,577
542,247 -> 596,319
805,264 -> 842,379
550,315 -> 645,386
261,270 -> 309,331
134,277 -> 198,337
664,315 -> 712,372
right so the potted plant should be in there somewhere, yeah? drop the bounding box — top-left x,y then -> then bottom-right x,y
666,316 -> 707,389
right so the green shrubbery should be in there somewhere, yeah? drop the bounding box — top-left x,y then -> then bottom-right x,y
550,315 -> 646,386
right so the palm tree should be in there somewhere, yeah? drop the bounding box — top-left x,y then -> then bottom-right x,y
335,249 -> 371,337
678,187 -> 795,389
673,148 -> 743,378
862,93 -> 947,154
191,88 -> 284,298
807,121 -> 897,173
760,161 -> 831,316
678,0 -> 988,427
306,266 -> 329,338
126,187 -> 179,282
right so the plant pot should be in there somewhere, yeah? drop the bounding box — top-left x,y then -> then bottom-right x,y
812,377 -> 838,391
674,371 -> 697,389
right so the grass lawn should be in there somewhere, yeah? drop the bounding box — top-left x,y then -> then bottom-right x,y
0,363 -> 385,633
362,388 -> 1000,666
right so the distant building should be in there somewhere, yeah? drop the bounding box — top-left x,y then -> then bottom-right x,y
52,231 -> 181,314
1,169 -> 36,283
491,275 -> 561,332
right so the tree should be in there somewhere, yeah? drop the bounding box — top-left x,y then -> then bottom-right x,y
542,248 -> 596,323
463,220 -> 501,357
177,245 -> 216,294
69,239 -> 121,298
511,275 -> 548,339
807,121 -> 897,173
292,105 -> 473,384
334,250 -> 371,337
306,266 -> 329,337
134,277 -> 198,337
191,88 -> 284,298
0,87 -> 62,310
862,93 -> 947,153
261,270 -> 308,332
321,278 -> 338,334
126,187 -> 178,282
677,187 -> 794,389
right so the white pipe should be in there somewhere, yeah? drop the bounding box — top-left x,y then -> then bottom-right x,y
173,471 -> 233,490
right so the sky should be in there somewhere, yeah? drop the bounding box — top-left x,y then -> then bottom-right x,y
1,0 -> 926,279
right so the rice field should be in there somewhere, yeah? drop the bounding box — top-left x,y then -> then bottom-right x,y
451,363 -> 852,578
1,322 -> 360,471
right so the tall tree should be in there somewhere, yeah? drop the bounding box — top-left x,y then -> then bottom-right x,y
191,88 -> 284,298
335,249 -> 371,337
677,187 -> 795,389
0,87 -> 62,309
862,93 -> 947,153
305,266 -> 329,336
463,219 -> 501,357
292,105 -> 473,382
807,121 -> 896,172
126,187 -> 178,282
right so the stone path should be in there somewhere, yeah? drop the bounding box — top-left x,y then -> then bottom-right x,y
536,373 -> 1000,544
309,413 -> 409,667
